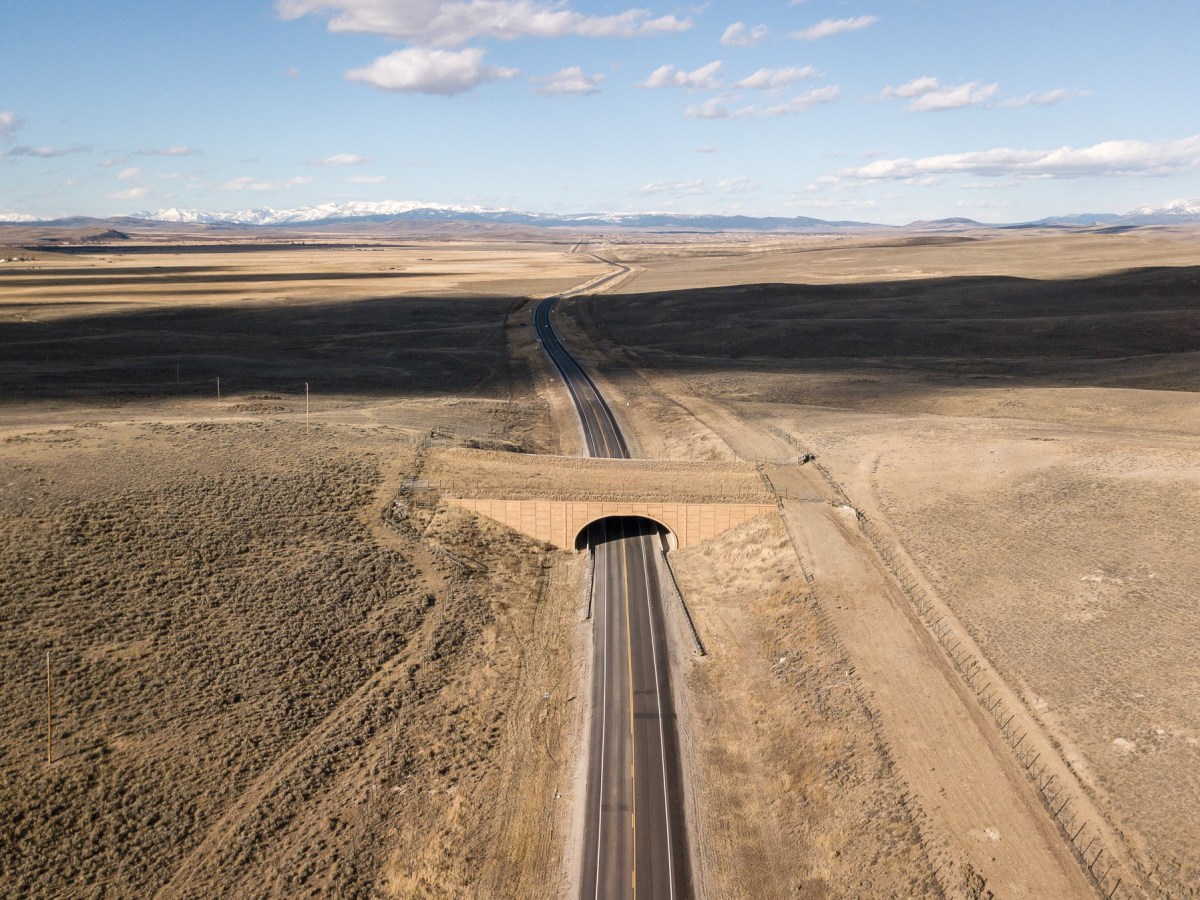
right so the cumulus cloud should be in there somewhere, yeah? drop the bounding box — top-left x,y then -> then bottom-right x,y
684,95 -> 734,119
1000,88 -> 1087,108
812,135 -> 1200,186
734,66 -> 818,90
137,146 -> 199,156
110,186 -> 150,201
4,144 -> 90,158
532,66 -> 604,95
882,77 -> 1077,112
793,15 -> 877,40
717,177 -> 759,193
748,85 -> 841,117
0,110 -> 21,140
685,85 -> 839,119
640,61 -> 723,90
879,76 -> 939,99
721,22 -> 767,47
277,0 -> 690,47
348,174 -> 389,183
908,81 -> 998,111
223,175 -> 314,191
347,47 -> 517,94
117,167 -> 142,180
884,77 -> 999,112
312,153 -> 369,166
637,179 -> 706,195
99,156 -> 129,168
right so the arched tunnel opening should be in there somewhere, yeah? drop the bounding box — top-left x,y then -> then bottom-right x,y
575,515 -> 677,553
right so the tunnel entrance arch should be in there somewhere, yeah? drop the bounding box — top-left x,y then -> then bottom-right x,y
575,515 -> 678,552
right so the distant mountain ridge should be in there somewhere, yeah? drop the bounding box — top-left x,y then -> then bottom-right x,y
134,201 -> 870,231
3,198 -> 1199,231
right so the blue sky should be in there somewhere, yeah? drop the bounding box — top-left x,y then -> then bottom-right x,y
3,0 -> 1199,223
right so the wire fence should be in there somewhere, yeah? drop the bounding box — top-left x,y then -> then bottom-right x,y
758,419 -> 1144,898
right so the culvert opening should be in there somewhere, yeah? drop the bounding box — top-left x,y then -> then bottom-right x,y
575,515 -> 677,553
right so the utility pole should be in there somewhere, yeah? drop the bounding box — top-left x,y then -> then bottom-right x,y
305,382 -> 310,434
217,376 -> 221,400
46,652 -> 52,764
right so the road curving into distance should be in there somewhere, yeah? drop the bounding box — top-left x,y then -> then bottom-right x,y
534,288 -> 692,899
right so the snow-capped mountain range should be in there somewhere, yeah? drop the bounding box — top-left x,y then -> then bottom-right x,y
1124,198 -> 1200,219
131,201 -> 862,230
3,199 -> 1200,230
142,200 -> 511,226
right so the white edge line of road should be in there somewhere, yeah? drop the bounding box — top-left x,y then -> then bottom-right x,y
593,519 -> 609,900
640,529 -> 677,899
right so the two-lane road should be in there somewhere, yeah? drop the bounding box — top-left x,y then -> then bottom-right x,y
534,294 -> 691,899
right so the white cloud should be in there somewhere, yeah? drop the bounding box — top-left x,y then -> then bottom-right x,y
812,135 -> 1200,186
0,110 -> 21,140
694,146 -> 719,153
883,77 -> 1079,112
955,198 -> 1013,210
117,167 -> 142,180
786,196 -> 880,211
223,175 -> 315,191
717,177 -> 759,193
348,174 -> 389,183
793,15 -> 878,40
99,156 -> 128,168
110,187 -> 149,201
532,66 -> 604,95
910,81 -> 998,112
879,76 -> 939,99
638,179 -> 706,195
734,66 -> 818,91
137,146 -> 199,157
747,85 -> 841,117
685,85 -> 839,119
684,95 -> 733,119
902,175 -> 945,187
277,0 -> 691,47
4,144 -> 90,158
313,153 -> 369,166
1000,88 -> 1086,108
721,22 -> 767,47
347,47 -> 517,94
284,66 -> 300,79
640,61 -> 723,90
879,76 -> 998,111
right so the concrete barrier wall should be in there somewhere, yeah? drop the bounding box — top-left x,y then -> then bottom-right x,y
442,497 -> 778,550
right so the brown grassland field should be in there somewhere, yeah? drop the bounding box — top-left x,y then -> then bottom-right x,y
1,225 -> 1198,898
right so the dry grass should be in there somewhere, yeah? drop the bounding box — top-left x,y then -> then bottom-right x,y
0,241 -> 584,897
8,227 -> 1199,896
672,514 -> 938,898
563,227 -> 1200,894
422,446 -> 773,502
781,402 -> 1200,890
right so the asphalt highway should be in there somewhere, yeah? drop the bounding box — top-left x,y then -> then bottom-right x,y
534,294 -> 691,899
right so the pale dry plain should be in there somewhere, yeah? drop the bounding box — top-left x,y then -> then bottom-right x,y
561,227 -> 1200,897
1,226 -> 1197,898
